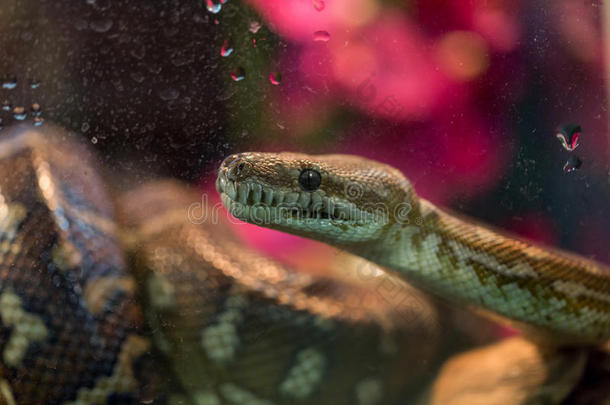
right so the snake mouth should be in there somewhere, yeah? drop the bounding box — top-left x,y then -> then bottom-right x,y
216,172 -> 375,224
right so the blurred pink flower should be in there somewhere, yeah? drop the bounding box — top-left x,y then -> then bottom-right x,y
246,0 -> 379,42
416,0 -> 522,52
341,108 -> 509,204
329,15 -> 455,120
250,0 -> 522,124
265,46 -> 337,137
555,0 -> 602,64
269,13 -> 459,122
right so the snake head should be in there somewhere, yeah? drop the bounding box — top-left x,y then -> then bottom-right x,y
217,152 -> 418,248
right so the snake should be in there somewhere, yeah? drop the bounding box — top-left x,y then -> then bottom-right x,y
216,152 -> 610,344
216,152 -> 610,403
0,123 -> 608,405
0,124 -> 444,405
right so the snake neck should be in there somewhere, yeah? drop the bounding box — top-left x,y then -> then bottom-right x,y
361,199 -> 610,343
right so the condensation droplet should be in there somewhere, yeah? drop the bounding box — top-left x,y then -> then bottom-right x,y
81,122 -> 90,133
30,79 -> 40,89
313,30 -> 330,42
563,156 -> 582,173
0,118 -> 3,131
33,117 -> 44,127
31,103 -> 41,117
206,0 -> 222,14
555,123 -> 581,152
313,0 -> 325,11
91,137 -> 98,144
249,21 -> 261,33
159,88 -> 180,101
269,72 -> 282,85
2,77 -> 17,90
130,71 -> 145,83
1,101 -> 11,112
12,106 -> 26,121
90,19 -> 113,33
130,45 -> 146,60
220,39 -> 233,57
231,67 -> 245,82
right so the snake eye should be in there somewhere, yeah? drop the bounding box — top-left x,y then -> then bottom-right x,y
298,169 -> 321,192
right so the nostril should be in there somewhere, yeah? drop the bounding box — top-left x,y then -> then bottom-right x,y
221,154 -> 240,169
225,158 -> 251,181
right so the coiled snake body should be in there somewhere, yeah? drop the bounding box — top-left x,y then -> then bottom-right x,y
216,152 -> 610,404
0,124 -> 608,405
0,125 -> 438,404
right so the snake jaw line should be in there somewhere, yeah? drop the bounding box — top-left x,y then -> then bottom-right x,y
217,170 -> 381,237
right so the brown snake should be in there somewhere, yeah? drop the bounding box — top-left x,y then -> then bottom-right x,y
0,123 -> 608,405
216,152 -> 610,404
216,152 -> 610,344
0,125 -> 442,404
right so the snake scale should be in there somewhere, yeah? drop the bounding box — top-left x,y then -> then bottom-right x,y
0,125 -> 441,404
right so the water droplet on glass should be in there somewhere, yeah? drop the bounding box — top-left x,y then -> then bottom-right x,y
313,0 -> 325,11
159,88 -> 180,101
231,67 -> 245,81
555,123 -> 581,152
206,0 -> 222,14
2,77 -> 17,90
91,137 -> 98,144
313,30 -> 330,42
130,71 -> 145,83
33,117 -> 44,127
31,103 -> 41,117
12,107 -> 26,121
148,64 -> 163,75
81,122 -> 90,133
249,21 -> 261,33
2,101 -> 11,112
269,71 -> 282,85
220,39 -> 233,57
563,156 -> 582,173
0,118 -> 3,131
30,79 -> 40,89
214,18 -> 220,25
130,46 -> 146,60
90,19 -> 113,33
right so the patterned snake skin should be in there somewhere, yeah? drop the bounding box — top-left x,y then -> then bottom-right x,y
0,125 -> 441,404
216,152 -> 610,344
216,152 -> 610,404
